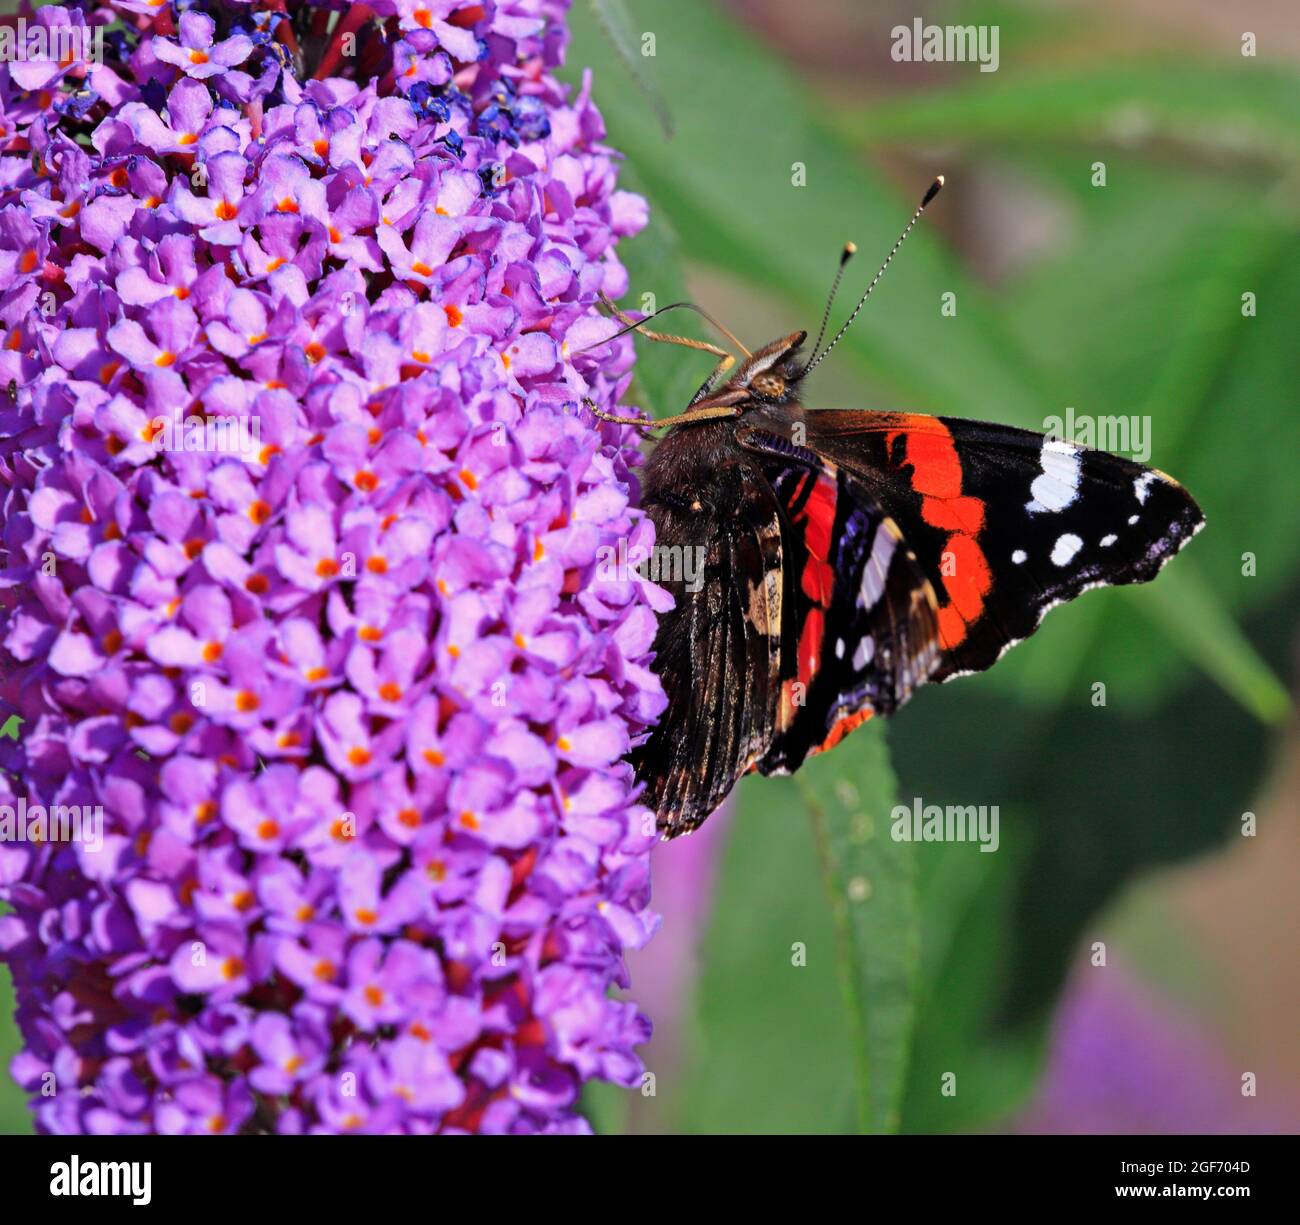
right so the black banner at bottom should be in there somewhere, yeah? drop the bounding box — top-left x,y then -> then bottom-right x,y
3,1132 -> 1291,1211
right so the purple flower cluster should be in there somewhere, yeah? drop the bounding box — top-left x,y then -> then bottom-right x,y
0,0 -> 666,1134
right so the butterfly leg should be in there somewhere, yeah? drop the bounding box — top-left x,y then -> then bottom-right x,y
597,293 -> 738,394
598,293 -> 744,358
590,293 -> 743,421
582,397 -> 742,430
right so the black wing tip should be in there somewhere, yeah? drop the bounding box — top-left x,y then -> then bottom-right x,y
1137,495 -> 1205,580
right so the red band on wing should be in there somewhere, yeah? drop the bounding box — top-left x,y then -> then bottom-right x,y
921,493 -> 985,535
780,472 -> 839,694
937,604 -> 967,649
886,418 -> 991,649
814,707 -> 874,756
886,417 -> 962,498
942,532 -> 992,621
795,474 -> 838,605
797,606 -> 824,687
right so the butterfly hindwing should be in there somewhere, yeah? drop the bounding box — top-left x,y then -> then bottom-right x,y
735,426 -> 942,776
630,457 -> 786,836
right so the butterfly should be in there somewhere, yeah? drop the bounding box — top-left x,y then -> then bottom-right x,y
588,178 -> 1204,838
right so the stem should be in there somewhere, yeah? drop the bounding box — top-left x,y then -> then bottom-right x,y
313,5 -> 376,82
309,8 -> 334,41
800,777 -> 873,1135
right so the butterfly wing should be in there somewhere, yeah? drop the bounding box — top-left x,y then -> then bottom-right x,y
635,407 -> 1202,834
734,426 -> 942,777
791,409 -> 1205,682
631,456 -> 788,837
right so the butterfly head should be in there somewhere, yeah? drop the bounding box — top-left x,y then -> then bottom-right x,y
733,331 -> 807,404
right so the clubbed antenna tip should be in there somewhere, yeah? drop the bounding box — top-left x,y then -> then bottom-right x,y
922,175 -> 945,208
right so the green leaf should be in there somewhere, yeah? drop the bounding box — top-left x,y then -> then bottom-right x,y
969,157 -> 1295,720
0,716 -> 21,742
607,163 -> 705,420
841,61 -> 1300,169
565,0 -> 1053,424
0,958 -> 33,1135
581,0 -> 675,138
1126,562 -> 1291,724
674,730 -> 912,1136
679,775 -> 855,1134
579,1078 -> 629,1135
797,723 -> 917,1134
889,593 -> 1290,1115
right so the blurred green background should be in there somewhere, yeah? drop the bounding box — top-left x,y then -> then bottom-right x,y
2,0 -> 1298,1135
569,0 -> 1300,1135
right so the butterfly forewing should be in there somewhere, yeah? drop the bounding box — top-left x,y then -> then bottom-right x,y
800,411 -> 1205,681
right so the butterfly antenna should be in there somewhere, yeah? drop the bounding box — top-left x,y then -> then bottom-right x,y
800,175 -> 944,378
806,241 -> 857,364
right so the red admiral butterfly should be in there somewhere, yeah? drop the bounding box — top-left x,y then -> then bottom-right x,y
590,178 -> 1204,838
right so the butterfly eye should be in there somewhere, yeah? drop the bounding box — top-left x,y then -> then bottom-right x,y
751,374 -> 785,398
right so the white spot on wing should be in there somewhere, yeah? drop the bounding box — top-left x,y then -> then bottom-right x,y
1027,438 -> 1081,514
1100,533 -> 1117,548
1051,533 -> 1083,566
852,636 -> 874,670
1011,549 -> 1027,565
835,638 -> 845,660
1134,473 -> 1156,504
